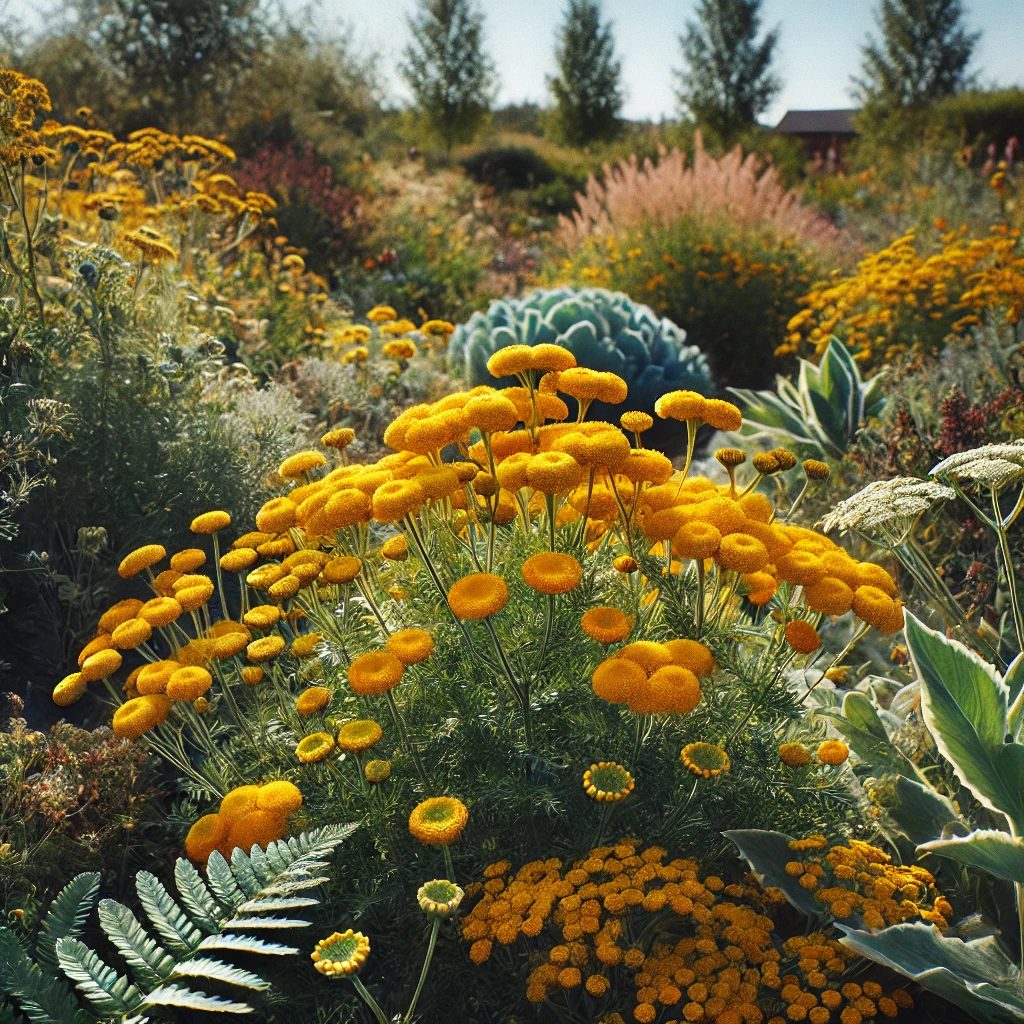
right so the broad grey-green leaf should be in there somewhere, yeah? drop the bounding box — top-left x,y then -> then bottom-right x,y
838,922 -> 1024,1023
890,776 -> 960,846
1007,654 -> 1024,739
919,829 -> 1024,883
723,830 -> 827,921
904,614 -> 1023,828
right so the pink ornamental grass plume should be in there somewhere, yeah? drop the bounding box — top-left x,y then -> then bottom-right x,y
558,133 -> 838,251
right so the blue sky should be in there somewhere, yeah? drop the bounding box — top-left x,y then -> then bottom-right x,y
11,0 -> 1024,125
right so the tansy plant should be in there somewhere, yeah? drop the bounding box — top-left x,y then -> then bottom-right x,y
49,342 -> 915,1020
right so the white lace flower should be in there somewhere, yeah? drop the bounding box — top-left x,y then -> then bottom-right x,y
931,441 -> 1024,490
821,477 -> 954,544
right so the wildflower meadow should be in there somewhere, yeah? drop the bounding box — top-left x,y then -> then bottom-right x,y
4,1 -> 1024,1022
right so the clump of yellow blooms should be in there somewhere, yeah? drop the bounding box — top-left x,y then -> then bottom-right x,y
784,223 -> 1024,365
50,313 -> 916,936
184,780 -> 303,864
783,834 -> 953,930
463,840 -> 917,1022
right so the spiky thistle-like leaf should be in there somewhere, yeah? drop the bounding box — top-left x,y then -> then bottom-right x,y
142,984 -> 252,1014
37,873 -> 100,975
0,929 -> 83,1024
170,958 -> 269,991
204,852 -> 245,913
56,937 -> 143,1016
197,934 -> 298,956
173,859 -> 224,933
135,872 -> 202,956
97,900 -> 176,989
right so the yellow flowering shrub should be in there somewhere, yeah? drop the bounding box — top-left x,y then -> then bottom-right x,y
784,224 -> 1024,365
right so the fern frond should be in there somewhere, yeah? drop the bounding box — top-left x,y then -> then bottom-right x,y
56,937 -> 143,1017
0,929 -> 82,1024
197,934 -> 298,956
170,958 -> 269,991
37,873 -> 100,975
135,872 -> 202,956
204,853 -> 245,912
142,984 -> 252,1014
172,859 -> 224,932
96,901 -> 176,989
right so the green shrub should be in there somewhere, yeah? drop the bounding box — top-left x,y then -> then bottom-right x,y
554,224 -> 817,389
459,145 -> 557,190
931,88 -> 1024,152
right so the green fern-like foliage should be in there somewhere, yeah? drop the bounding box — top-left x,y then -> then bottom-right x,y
0,826 -> 355,1023
0,872 -> 100,1024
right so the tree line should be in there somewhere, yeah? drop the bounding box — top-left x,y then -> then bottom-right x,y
3,0 -> 983,152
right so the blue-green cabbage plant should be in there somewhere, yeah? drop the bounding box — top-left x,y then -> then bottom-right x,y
447,286 -> 713,417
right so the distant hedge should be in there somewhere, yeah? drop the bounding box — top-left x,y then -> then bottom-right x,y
932,88 -> 1024,150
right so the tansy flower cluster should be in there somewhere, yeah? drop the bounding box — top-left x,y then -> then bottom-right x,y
783,835 -> 953,929
783,225 -> 1024,365
462,841 -> 915,1023
184,780 -> 303,864
591,639 -> 713,715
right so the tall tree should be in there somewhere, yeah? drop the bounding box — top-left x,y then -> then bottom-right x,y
400,0 -> 497,152
854,0 -> 978,108
92,0 -> 268,132
548,0 -> 623,146
675,0 -> 780,140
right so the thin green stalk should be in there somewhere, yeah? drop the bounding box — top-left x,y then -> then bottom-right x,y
630,714 -> 646,766
695,560 -> 706,633
993,489 -> 1024,652
799,623 -> 870,705
211,533 -> 229,620
574,467 -> 596,549
385,689 -> 430,789
483,617 -> 531,751
443,844 -> 455,882
672,419 -> 699,496
404,515 -> 477,653
404,917 -> 440,1024
536,594 -> 555,670
351,976 -> 388,1024
784,479 -> 810,522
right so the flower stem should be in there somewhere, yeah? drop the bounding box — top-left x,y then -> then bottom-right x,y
351,976 -> 388,1024
404,917 -> 440,1024
992,489 -> 1024,652
385,689 -> 430,790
